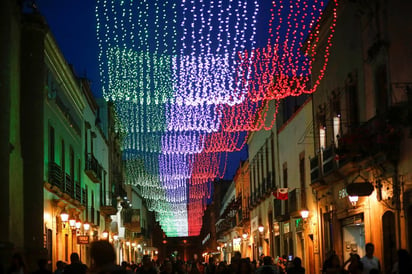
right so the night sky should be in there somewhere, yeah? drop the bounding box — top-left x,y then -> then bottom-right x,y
34,0 -> 257,181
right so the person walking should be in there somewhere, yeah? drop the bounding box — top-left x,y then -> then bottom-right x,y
53,261 -> 64,274
360,243 -> 380,274
255,256 -> 279,274
342,253 -> 363,274
136,256 -> 157,274
64,253 -> 87,274
286,257 -> 305,274
89,240 -> 127,274
322,252 -> 341,274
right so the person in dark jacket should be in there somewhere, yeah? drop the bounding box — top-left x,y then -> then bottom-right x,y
64,253 -> 87,274
255,256 -> 279,274
287,257 -> 305,274
89,240 -> 128,274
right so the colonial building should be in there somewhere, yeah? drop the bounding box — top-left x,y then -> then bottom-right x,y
247,100 -> 278,261
275,97 -> 316,273
309,0 -> 412,273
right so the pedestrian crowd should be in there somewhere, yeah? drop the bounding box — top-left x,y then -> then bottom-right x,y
322,243 -> 412,274
1,242 -> 411,274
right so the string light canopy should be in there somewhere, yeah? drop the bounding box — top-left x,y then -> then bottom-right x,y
97,0 -> 338,237
239,0 -> 338,102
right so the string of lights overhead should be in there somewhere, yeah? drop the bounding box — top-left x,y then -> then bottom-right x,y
97,0 -> 338,237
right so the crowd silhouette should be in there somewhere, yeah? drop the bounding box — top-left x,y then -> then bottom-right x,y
1,241 -> 411,274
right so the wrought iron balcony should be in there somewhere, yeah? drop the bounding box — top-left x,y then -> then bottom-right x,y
85,153 -> 103,183
63,173 -> 73,197
74,182 -> 81,203
336,115 -> 401,164
48,161 -> 63,189
322,145 -> 337,176
81,188 -> 87,206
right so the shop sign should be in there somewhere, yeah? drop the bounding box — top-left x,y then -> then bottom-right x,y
295,218 -> 303,232
283,222 -> 289,234
233,238 -> 241,251
77,235 -> 89,244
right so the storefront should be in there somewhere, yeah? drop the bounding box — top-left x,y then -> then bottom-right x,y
341,213 -> 365,262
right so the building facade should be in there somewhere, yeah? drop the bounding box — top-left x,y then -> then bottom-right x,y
309,1 -> 412,273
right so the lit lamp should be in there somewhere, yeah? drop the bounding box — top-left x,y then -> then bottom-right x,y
60,209 -> 69,228
242,233 -> 248,240
258,225 -> 264,233
76,220 -> 82,231
113,234 -> 119,241
217,246 -> 221,251
83,222 -> 90,232
102,230 -> 109,239
348,195 -> 358,206
69,216 -> 76,231
300,209 -> 309,219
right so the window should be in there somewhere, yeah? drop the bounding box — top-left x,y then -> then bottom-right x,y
319,126 -> 326,150
49,126 -> 55,163
299,153 -> 306,208
70,146 -> 74,179
333,116 -> 341,147
346,73 -> 359,128
375,64 -> 389,115
61,139 -> 65,174
77,159 -> 81,184
283,163 -> 288,213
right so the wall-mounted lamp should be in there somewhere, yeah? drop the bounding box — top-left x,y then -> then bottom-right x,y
300,209 -> 309,219
83,222 -> 90,232
242,233 -> 248,239
75,219 -> 82,231
113,234 -> 119,241
102,230 -> 109,239
217,246 -> 221,251
348,195 -> 358,206
69,216 -> 76,231
258,225 -> 264,233
60,209 -> 69,228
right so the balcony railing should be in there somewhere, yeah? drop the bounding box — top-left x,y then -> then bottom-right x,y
64,174 -> 73,196
74,182 -> 81,203
81,188 -> 87,206
322,145 -> 336,175
337,115 -> 401,163
48,162 -> 63,189
85,153 -> 103,183
47,162 -> 85,204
